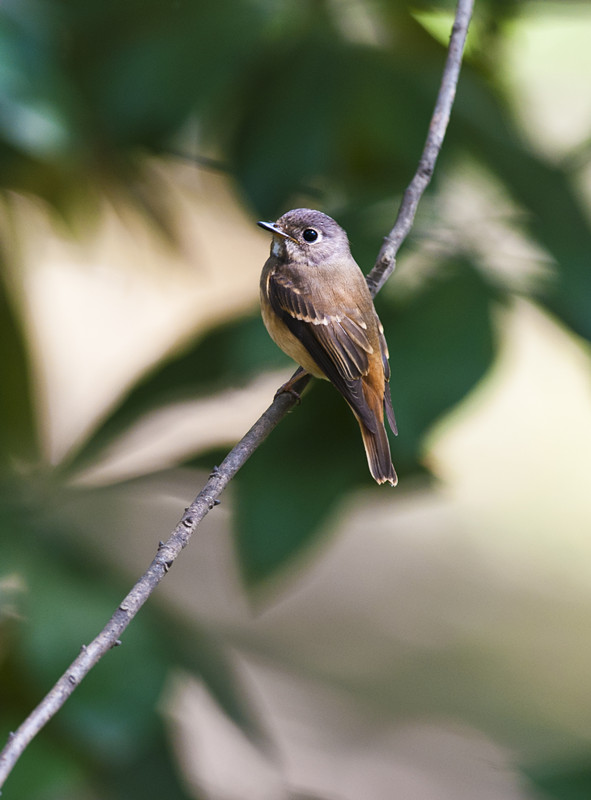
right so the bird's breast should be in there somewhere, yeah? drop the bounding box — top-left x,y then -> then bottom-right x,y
260,265 -> 326,379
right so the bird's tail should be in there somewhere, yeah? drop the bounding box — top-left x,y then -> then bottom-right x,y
346,379 -> 397,486
358,418 -> 398,486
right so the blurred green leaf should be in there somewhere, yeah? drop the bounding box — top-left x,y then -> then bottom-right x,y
98,727 -> 196,800
234,378 -> 368,587
226,24 -> 442,217
0,1 -> 75,159
453,72 -> 591,342
89,0 -> 267,147
1,733 -> 89,800
527,760 -> 591,800
382,257 -> 498,469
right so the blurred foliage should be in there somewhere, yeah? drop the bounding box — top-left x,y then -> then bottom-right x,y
0,258 -> 40,467
1,0 -> 591,798
527,762 -> 591,800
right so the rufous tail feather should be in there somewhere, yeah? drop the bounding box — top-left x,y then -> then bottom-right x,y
359,419 -> 397,486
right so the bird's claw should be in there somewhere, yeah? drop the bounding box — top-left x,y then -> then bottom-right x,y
275,384 -> 302,404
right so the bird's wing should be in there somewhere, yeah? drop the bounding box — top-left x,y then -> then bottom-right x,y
376,315 -> 397,436
267,269 -> 379,432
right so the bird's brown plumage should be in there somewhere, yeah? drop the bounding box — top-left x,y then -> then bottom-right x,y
258,209 -> 397,486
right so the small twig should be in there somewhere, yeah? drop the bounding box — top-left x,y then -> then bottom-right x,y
0,0 -> 473,787
366,0 -> 473,297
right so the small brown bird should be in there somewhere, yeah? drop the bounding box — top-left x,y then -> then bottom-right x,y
258,208 -> 397,486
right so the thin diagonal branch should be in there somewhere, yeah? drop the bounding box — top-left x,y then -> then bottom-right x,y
366,0 -> 473,296
0,0 -> 473,787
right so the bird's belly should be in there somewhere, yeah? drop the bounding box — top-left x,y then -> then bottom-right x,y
261,302 -> 326,379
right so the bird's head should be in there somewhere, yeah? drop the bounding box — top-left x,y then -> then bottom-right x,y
258,208 -> 351,265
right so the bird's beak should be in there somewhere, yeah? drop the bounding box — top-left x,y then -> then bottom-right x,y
257,220 -> 298,243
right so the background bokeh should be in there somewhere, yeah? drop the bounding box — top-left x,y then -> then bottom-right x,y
1,1 -> 591,798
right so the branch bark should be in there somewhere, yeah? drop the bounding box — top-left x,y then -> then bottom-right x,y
0,0 -> 473,787
366,1 -> 473,297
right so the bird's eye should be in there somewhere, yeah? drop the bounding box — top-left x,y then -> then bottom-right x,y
302,228 -> 319,243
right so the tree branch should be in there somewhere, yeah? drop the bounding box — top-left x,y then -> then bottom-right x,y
0,0 -> 473,787
366,0 -> 473,296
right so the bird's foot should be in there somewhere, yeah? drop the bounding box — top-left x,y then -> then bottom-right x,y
274,367 -> 307,404
275,384 -> 302,404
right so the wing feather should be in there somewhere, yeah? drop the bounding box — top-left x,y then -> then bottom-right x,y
377,316 -> 397,435
267,269 -> 378,432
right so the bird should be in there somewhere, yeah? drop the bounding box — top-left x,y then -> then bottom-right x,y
258,208 -> 398,486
